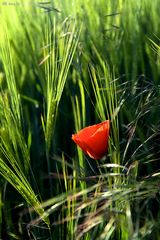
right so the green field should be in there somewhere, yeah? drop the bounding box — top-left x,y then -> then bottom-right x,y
0,0 -> 160,239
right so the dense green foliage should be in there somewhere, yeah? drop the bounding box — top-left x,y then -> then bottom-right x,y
0,0 -> 160,239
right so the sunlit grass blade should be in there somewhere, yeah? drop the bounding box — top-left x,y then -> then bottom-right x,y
42,19 -> 79,153
0,28 -> 49,225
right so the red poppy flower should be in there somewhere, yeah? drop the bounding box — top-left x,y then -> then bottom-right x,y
72,120 -> 110,160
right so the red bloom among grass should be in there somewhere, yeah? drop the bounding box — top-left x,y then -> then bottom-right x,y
72,120 -> 110,160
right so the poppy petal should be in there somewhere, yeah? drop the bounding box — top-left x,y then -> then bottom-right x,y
72,120 -> 110,160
